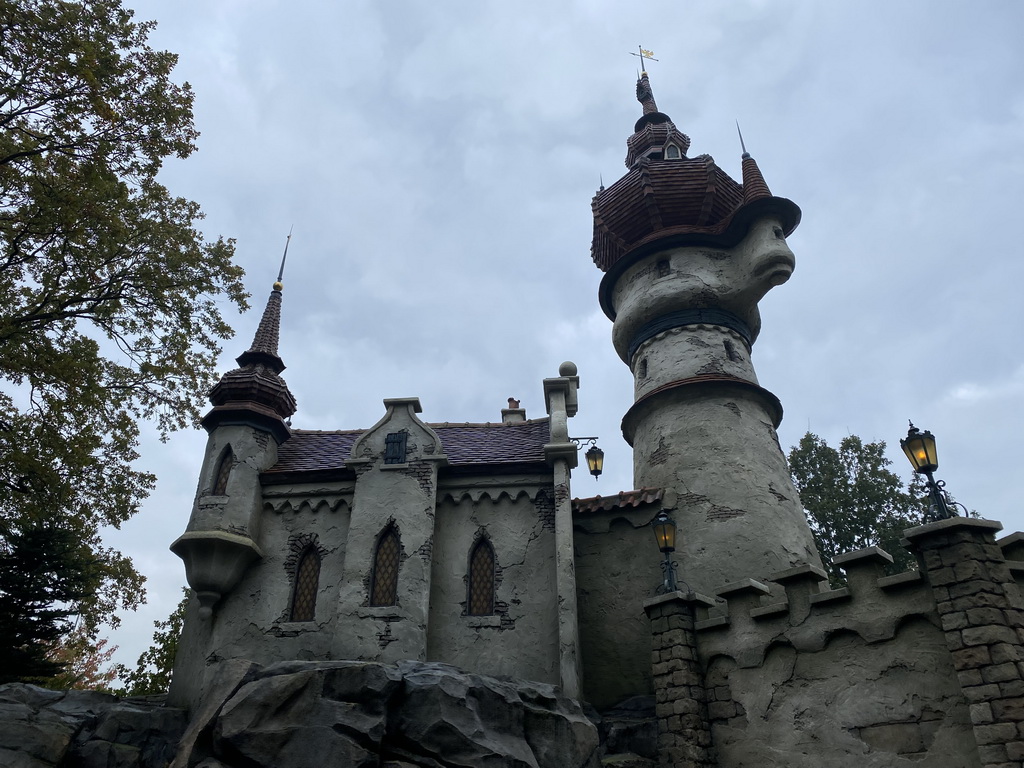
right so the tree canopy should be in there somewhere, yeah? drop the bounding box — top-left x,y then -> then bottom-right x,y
117,589 -> 187,695
1,0 -> 246,674
788,432 -> 926,581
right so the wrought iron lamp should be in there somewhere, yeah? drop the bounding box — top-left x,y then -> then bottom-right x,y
900,422 -> 956,522
651,510 -> 681,593
571,437 -> 604,479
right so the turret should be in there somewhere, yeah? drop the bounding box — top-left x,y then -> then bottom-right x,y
172,248 -> 297,618
591,73 -> 821,595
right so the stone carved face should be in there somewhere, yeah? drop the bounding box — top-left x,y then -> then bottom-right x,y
661,216 -> 795,339
610,216 -> 795,359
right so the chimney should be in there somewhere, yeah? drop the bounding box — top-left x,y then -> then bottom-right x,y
502,397 -> 526,425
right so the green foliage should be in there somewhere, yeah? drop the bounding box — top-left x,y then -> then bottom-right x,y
0,0 -> 247,669
117,590 -> 188,695
0,525 -> 96,683
788,432 -> 926,583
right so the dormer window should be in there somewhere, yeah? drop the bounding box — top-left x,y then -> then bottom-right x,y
665,143 -> 681,159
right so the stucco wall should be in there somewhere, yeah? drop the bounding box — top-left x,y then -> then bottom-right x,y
574,502 -> 664,710
707,617 -> 978,766
426,489 -> 560,684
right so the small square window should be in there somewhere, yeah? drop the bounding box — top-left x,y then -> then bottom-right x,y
384,432 -> 407,464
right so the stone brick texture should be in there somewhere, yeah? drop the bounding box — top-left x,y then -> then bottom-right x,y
646,597 -> 714,768
913,521 -> 1024,767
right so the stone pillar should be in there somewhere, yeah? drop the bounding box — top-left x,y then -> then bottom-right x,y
644,591 -> 715,768
544,362 -> 582,698
906,518 -> 1024,767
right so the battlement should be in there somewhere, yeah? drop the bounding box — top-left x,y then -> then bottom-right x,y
690,531 -> 1024,670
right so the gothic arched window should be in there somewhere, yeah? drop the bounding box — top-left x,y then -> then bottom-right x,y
665,143 -> 681,159
289,547 -> 321,622
370,526 -> 400,606
468,539 -> 495,616
212,448 -> 234,495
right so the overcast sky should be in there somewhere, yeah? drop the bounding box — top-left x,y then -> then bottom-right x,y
102,0 -> 1024,670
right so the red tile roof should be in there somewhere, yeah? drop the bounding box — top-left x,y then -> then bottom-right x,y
572,488 -> 664,514
265,418 -> 551,477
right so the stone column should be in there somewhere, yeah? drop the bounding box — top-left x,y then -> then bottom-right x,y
906,518 -> 1024,767
544,363 -> 582,698
644,591 -> 715,768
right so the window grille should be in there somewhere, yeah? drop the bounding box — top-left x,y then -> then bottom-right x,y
290,548 -> 320,622
370,527 -> 400,606
212,448 -> 234,495
468,539 -> 495,616
384,432 -> 408,464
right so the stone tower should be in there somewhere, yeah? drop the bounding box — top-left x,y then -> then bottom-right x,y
591,72 -> 821,595
171,278 -> 297,619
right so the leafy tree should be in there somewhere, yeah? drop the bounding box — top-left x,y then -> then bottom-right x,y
0,0 -> 247,662
40,628 -> 118,691
788,432 -> 926,582
117,589 -> 188,695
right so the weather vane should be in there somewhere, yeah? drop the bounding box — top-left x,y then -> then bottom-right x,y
630,46 -> 658,73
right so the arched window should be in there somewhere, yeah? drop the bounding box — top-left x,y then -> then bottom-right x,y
212,448 -> 234,495
468,539 -> 495,616
370,526 -> 400,606
665,143 -> 681,159
289,547 -> 321,622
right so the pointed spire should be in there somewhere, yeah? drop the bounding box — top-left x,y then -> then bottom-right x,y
741,153 -> 772,203
736,121 -> 750,159
204,234 -> 298,438
636,71 -> 659,115
235,231 -> 292,373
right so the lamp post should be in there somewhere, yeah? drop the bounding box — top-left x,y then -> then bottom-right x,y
651,510 -> 680,593
900,422 -> 955,522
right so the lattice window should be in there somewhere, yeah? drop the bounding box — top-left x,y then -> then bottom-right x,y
370,526 -> 400,606
212,448 -> 234,495
290,547 -> 321,622
468,539 -> 495,616
384,432 -> 408,464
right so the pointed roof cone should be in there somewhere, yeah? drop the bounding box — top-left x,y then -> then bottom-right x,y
741,154 -> 772,203
203,279 -> 297,442
236,286 -> 285,374
637,71 -> 659,115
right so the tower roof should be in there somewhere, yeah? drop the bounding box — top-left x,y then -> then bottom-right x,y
203,280 -> 297,441
591,74 -> 801,275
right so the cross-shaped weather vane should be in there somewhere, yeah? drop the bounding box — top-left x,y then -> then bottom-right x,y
630,45 -> 658,72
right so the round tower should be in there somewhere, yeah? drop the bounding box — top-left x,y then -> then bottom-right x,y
171,272 -> 297,618
592,73 -> 821,594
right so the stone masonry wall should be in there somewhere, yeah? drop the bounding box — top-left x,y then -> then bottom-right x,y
644,592 -> 714,768
907,518 -> 1024,768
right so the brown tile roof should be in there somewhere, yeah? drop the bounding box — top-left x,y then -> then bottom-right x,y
572,488 -> 664,515
265,418 -> 551,477
591,76 -> 800,278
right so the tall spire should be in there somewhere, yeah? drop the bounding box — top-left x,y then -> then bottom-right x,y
203,235 -> 297,440
735,125 -> 773,203
637,71 -> 659,115
235,231 -> 291,374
